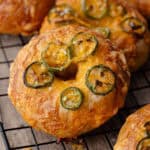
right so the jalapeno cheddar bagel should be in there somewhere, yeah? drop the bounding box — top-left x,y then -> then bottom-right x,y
0,0 -> 54,35
114,104 -> 150,150
40,0 -> 150,71
8,25 -> 130,138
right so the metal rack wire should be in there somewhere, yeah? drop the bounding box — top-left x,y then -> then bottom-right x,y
0,34 -> 150,150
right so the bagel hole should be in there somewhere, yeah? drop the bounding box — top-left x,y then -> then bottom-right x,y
55,63 -> 78,81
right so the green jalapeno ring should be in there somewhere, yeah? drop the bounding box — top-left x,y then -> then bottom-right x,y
48,4 -> 75,24
136,137 -> 150,150
85,65 -> 116,95
92,27 -> 111,38
81,0 -> 108,20
120,17 -> 146,36
70,32 -> 98,61
108,3 -> 126,17
144,121 -> 150,136
41,42 -> 72,72
60,87 -> 83,110
23,61 -> 54,89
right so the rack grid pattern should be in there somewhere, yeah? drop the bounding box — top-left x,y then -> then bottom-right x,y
0,33 -> 150,150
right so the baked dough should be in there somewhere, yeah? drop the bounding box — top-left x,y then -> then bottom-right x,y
114,104 -> 150,150
126,0 -> 150,18
0,0 -> 54,35
8,25 -> 130,138
40,0 -> 150,71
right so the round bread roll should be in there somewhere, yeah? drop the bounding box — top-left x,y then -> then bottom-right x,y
40,0 -> 150,71
0,0 -> 54,35
114,104 -> 150,150
8,25 -> 130,138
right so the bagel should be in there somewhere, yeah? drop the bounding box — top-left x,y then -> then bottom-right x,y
0,0 -> 54,35
114,104 -> 150,150
8,25 -> 130,138
40,0 -> 150,71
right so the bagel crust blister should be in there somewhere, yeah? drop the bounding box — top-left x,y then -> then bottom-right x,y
114,104 -> 150,150
8,25 -> 130,138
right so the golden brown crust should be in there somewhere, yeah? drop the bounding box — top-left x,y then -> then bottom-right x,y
114,104 -> 150,150
0,0 -> 55,35
8,25 -> 130,138
40,0 -> 150,71
126,0 -> 150,18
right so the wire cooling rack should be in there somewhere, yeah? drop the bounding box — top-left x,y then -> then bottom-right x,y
0,34 -> 150,150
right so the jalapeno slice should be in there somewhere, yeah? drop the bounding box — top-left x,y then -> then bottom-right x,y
82,0 -> 108,20
86,65 -> 116,95
109,3 -> 125,17
93,27 -> 110,38
145,122 -> 150,136
61,87 -> 83,110
137,137 -> 150,150
23,61 -> 54,88
121,17 -> 146,36
48,4 -> 75,25
42,42 -> 71,72
70,32 -> 98,61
